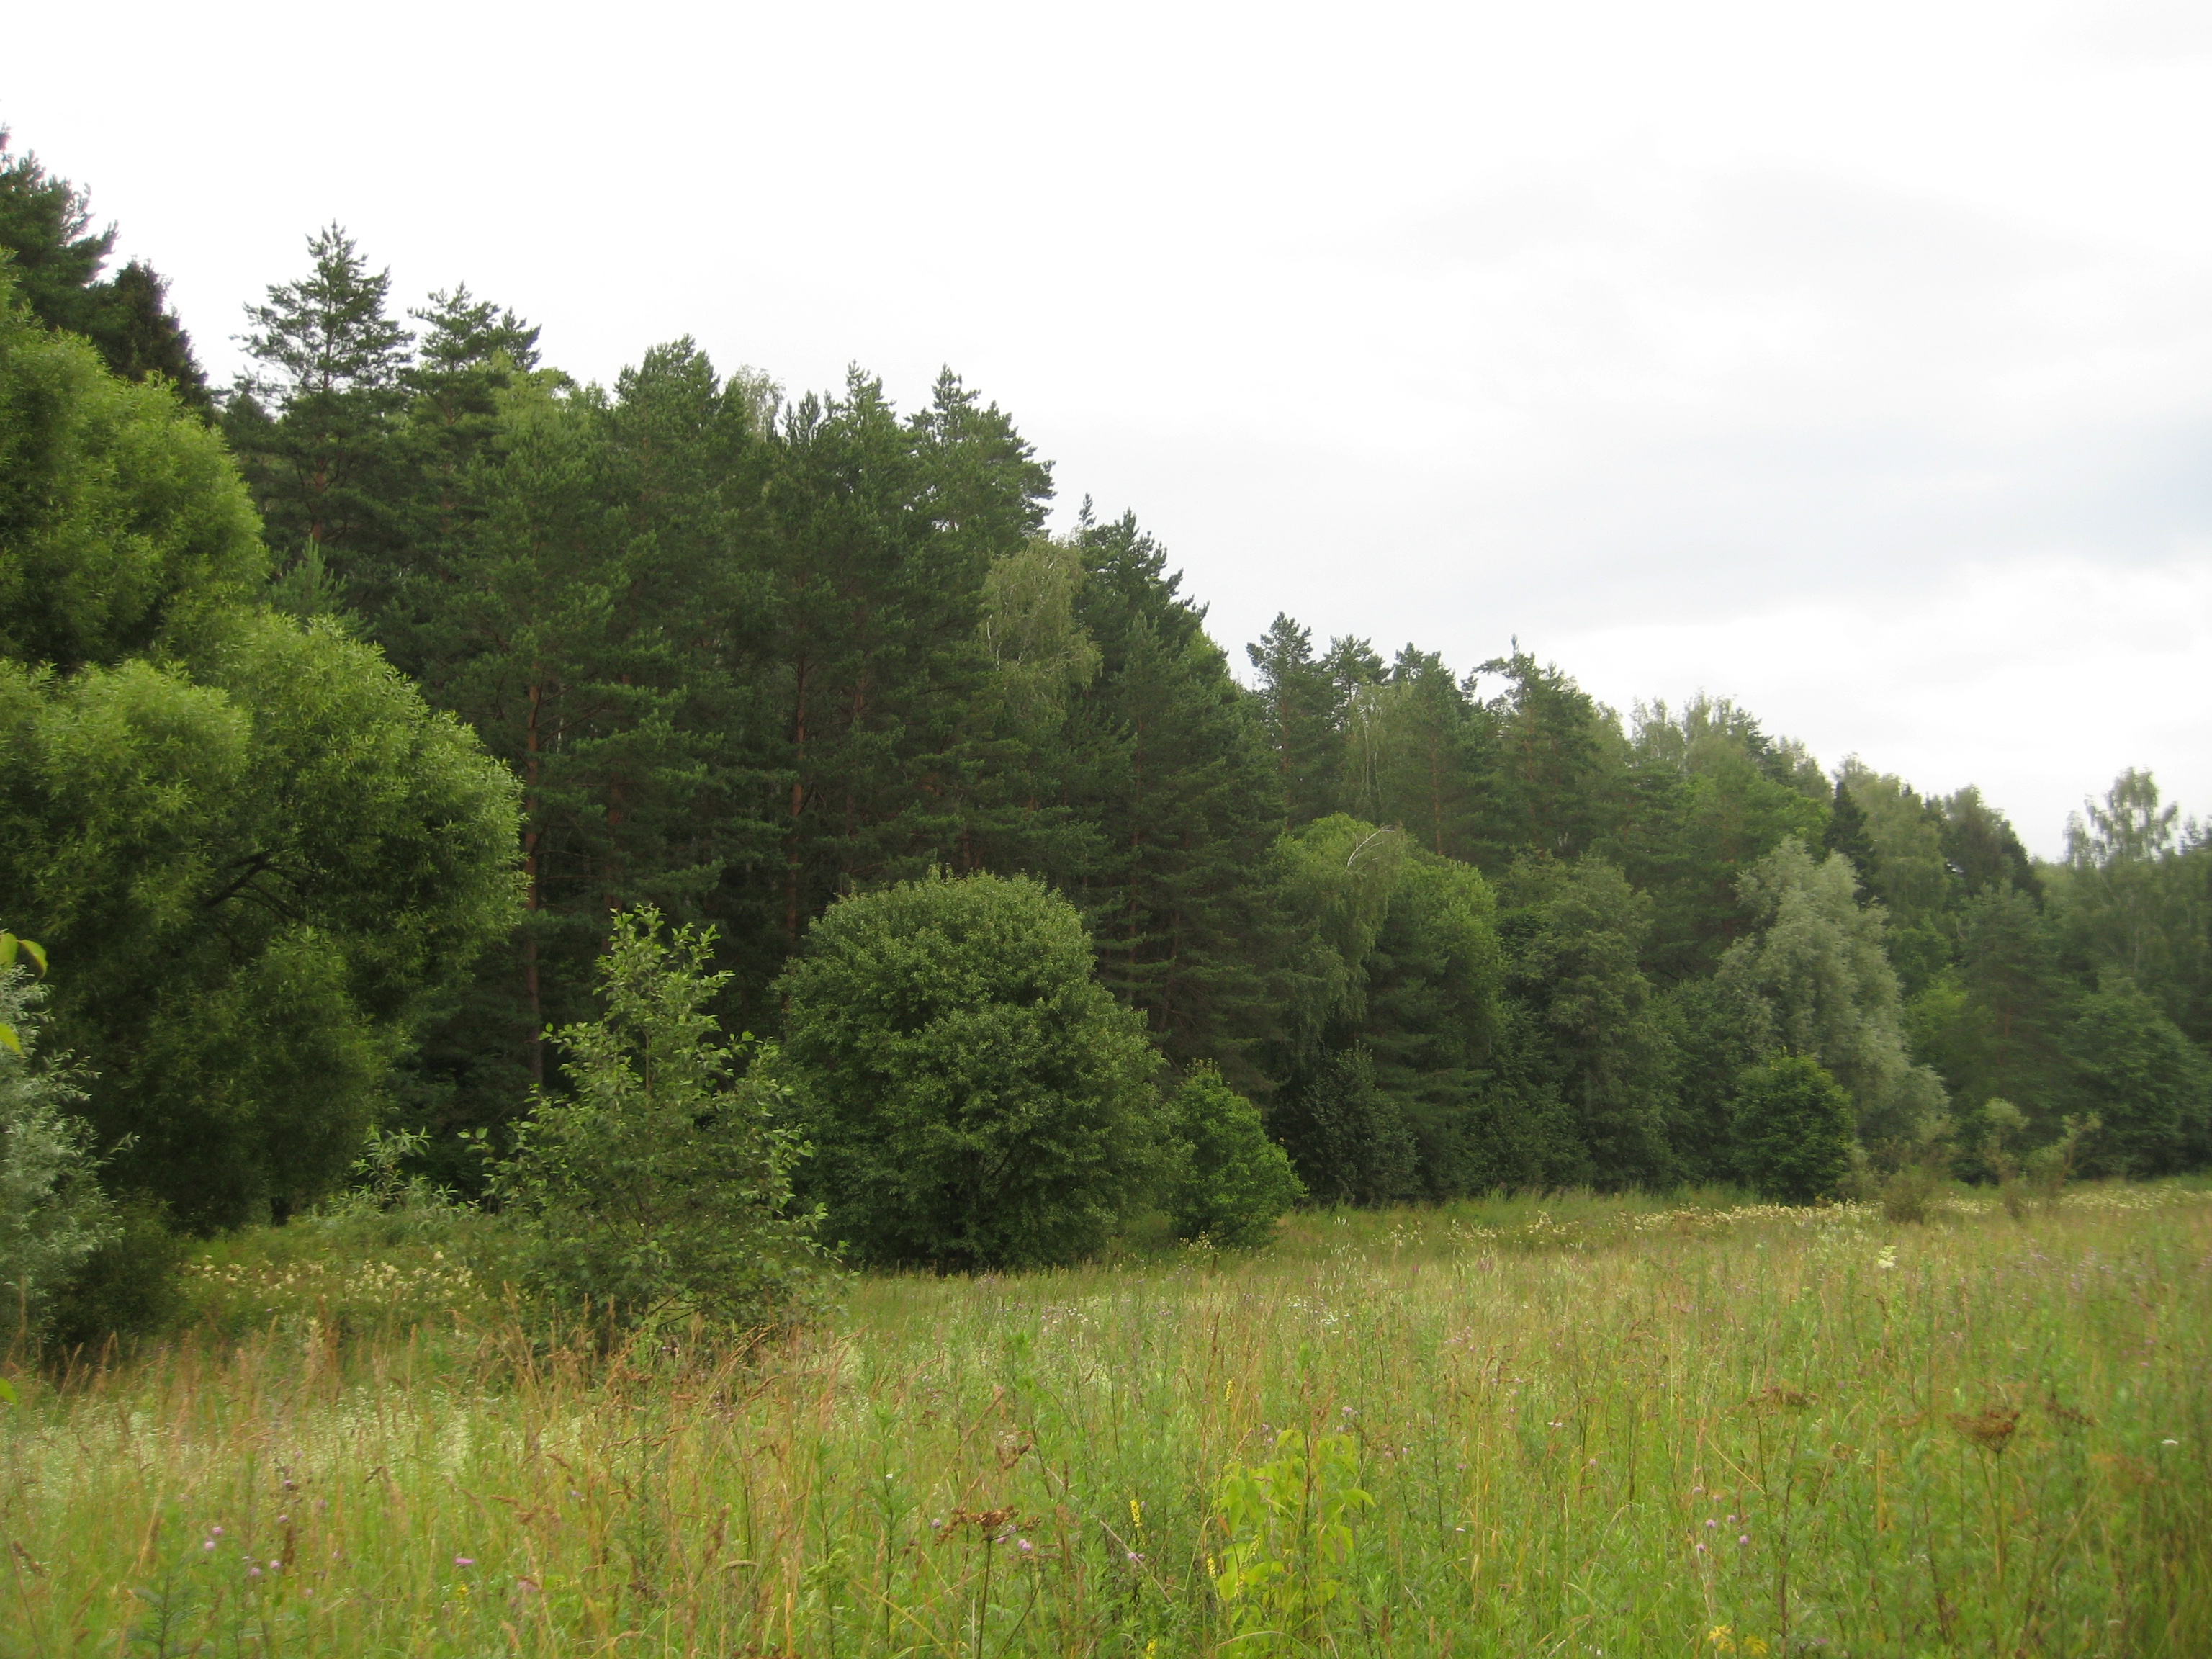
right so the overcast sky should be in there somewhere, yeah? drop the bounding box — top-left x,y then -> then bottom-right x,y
12,0 -> 2211,853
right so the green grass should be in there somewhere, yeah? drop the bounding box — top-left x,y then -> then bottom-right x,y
5,1184 -> 2208,1656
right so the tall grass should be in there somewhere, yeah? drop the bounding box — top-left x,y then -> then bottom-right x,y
4,1185 -> 2207,1656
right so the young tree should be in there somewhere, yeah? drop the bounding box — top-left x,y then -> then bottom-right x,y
775,871 -> 1163,1269
498,908 -> 823,1335
0,958 -> 114,1338
1164,1064 -> 1303,1246
1612,696 -> 1828,981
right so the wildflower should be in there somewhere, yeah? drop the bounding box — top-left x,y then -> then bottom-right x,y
455,1557 -> 475,1568
1127,1550 -> 1145,1565
1695,1542 -> 1707,1552
2161,1438 -> 2180,1447
1017,1539 -> 1034,1555
248,1566 -> 261,1578
1705,1519 -> 1717,1529
1738,1534 -> 1749,1546
202,1540 -> 216,1552
210,1527 -> 224,1538
268,1560 -> 282,1571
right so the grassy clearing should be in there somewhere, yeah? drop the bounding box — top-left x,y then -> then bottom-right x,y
5,1186 -> 2208,1657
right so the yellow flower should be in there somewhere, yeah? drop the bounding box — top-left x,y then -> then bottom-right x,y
1707,1626 -> 1735,1653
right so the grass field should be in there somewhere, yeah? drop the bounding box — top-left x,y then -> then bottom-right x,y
4,1185 -> 2208,1657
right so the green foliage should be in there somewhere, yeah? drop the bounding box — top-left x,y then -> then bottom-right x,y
497,907 -> 823,1335
1497,854 -> 1673,1188
1730,1053 -> 1856,1202
1209,1429 -> 1374,1653
1719,837 -> 1948,1146
1270,817 -> 1504,1197
1164,1065 -> 1303,1246
0,274 -> 262,670
2049,770 -> 2212,1051
0,620 -> 521,1227
0,964 -> 113,1338
45,1197 -> 186,1350
776,871 -> 1164,1269
1272,1044 -> 1417,1206
2062,976 -> 2211,1177
1617,696 -> 1830,980
0,132 -> 207,405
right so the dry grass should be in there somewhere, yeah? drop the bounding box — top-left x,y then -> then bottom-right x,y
3,1183 -> 2208,1656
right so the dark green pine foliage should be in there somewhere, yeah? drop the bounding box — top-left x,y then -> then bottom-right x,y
225,225 -> 415,613
1066,509 -> 1285,1083
1270,1044 -> 1417,1205
399,343 -> 770,1146
1467,649 -> 1622,870
741,371 -> 1050,963
1822,775 -> 1879,891
379,286 -> 544,675
1246,614 -> 1344,827
0,131 -> 208,406
1939,786 -> 2041,902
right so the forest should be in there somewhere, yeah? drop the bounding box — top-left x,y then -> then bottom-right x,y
1,125 -> 2208,1335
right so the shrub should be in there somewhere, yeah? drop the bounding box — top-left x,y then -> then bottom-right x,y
45,1198 -> 186,1351
1730,1054 -> 1855,1204
496,908 -> 824,1336
775,870 -> 1163,1269
0,962 -> 114,1342
1165,1065 -> 1303,1248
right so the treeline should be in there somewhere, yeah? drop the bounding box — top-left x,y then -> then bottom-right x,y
1,134 -> 2207,1272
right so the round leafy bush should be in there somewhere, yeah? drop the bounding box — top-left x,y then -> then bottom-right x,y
775,871 -> 1161,1269
1730,1053 -> 1855,1203
1165,1064 -> 1303,1248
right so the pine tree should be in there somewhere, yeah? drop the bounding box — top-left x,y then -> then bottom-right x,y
1246,614 -> 1343,826
226,225 -> 415,611
0,131 -> 207,405
1068,510 -> 1285,1082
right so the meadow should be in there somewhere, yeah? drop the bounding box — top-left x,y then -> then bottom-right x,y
4,1185 -> 2208,1658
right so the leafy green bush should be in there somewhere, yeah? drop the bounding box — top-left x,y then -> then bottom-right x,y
1210,1429 -> 1373,1650
497,908 -> 824,1336
775,870 -> 1163,1269
0,962 -> 114,1342
45,1198 -> 185,1351
1164,1065 -> 1303,1247
1730,1054 -> 1855,1203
